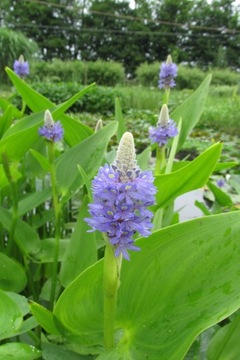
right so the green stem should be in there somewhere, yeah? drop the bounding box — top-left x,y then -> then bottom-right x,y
48,142 -> 61,310
2,154 -> 18,256
103,243 -> 122,350
154,146 -> 166,176
163,88 -> 170,105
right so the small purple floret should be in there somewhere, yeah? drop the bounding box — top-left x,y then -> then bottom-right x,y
38,121 -> 64,142
13,60 -> 29,78
149,119 -> 178,147
216,179 -> 225,188
85,164 -> 156,260
159,62 -> 178,89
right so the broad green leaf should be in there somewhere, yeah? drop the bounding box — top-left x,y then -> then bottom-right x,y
5,292 -> 38,336
154,143 -> 222,210
0,106 -> 15,138
0,206 -> 41,256
60,195 -> 97,288
0,289 -> 22,340
33,238 -> 70,263
115,97 -> 127,142
137,147 -> 151,170
0,343 -> 41,360
55,121 -> 118,195
30,301 -> 60,335
171,74 -> 212,151
0,163 -> 22,189
0,112 -> 45,162
54,210 -> 240,359
17,188 -> 52,217
207,312 -> 240,360
6,67 -> 53,110
0,253 -> 27,292
30,149 -> 50,172
42,343 -> 93,360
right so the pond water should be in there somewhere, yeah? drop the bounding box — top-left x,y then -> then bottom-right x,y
175,189 -> 204,222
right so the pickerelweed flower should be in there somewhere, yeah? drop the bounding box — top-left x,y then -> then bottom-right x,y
13,55 -> 29,78
216,178 -> 225,188
85,132 -> 156,260
149,104 -> 178,147
38,110 -> 64,142
159,55 -> 178,89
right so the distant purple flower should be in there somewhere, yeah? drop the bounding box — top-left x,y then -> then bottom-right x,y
85,132 -> 156,260
159,55 -> 177,89
216,178 -> 225,188
39,110 -> 64,142
13,55 -> 29,78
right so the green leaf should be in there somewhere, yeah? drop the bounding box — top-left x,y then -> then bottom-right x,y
54,211 -> 240,359
115,98 -> 127,142
171,74 -> 212,151
29,301 -> 60,335
0,163 -> 22,189
55,121 -> 118,195
207,181 -> 233,207
60,195 -> 97,288
0,112 -> 45,162
0,206 -> 41,256
42,342 -> 93,360
5,67 -> 93,147
77,165 -> 93,201
0,253 -> 27,292
207,312 -> 240,360
154,142 -> 222,210
0,289 -> 22,340
17,188 -> 52,217
214,161 -> 238,172
0,343 -> 41,360
52,82 -> 96,119
33,238 -> 70,263
30,149 -> 50,172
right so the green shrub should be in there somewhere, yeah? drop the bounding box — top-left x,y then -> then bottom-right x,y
177,65 -> 205,89
135,63 -> 206,89
135,62 -> 160,87
29,59 -> 125,86
210,68 -> 240,87
13,82 -> 120,114
135,63 -> 240,90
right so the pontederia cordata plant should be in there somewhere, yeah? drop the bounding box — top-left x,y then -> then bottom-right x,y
0,56 -> 239,359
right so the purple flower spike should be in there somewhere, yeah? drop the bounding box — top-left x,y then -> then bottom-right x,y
149,104 -> 178,147
149,119 -> 178,147
13,55 -> 29,78
85,132 -> 156,260
39,110 -> 64,142
159,55 -> 177,89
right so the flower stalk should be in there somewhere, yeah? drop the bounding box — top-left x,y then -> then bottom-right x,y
48,141 -> 62,309
103,242 -> 122,349
39,110 -> 64,309
2,153 -> 18,256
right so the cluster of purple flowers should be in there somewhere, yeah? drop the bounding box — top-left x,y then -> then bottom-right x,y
159,56 -> 178,89
39,121 -> 64,142
149,119 -> 178,147
38,110 -> 64,142
13,55 -> 29,79
85,163 -> 156,260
